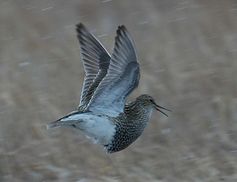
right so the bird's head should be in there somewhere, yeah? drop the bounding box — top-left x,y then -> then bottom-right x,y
136,94 -> 171,117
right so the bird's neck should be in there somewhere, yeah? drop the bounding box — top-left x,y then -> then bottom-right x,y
125,101 -> 153,122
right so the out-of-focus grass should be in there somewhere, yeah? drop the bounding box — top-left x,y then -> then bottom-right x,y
0,0 -> 237,181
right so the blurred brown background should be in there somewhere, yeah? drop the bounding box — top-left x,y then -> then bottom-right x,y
1,0 -> 237,181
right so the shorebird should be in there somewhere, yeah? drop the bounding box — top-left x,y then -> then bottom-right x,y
47,23 -> 170,153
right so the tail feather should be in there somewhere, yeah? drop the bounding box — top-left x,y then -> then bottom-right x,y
46,120 -> 61,129
47,110 -> 83,130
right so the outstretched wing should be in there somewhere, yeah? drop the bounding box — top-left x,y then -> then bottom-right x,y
76,23 -> 111,109
87,25 -> 140,117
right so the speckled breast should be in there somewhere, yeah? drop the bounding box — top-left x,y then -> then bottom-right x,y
105,118 -> 147,153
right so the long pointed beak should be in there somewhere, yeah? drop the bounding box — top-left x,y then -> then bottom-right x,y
153,102 -> 171,117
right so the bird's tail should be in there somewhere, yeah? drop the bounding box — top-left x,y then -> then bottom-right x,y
46,110 -> 82,130
46,120 -> 61,129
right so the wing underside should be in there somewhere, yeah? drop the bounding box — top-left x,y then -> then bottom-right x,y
76,23 -> 111,109
87,25 -> 140,117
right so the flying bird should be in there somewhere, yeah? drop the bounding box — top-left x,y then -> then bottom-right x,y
47,23 -> 170,153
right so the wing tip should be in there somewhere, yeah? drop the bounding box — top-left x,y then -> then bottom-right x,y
76,22 -> 85,29
117,25 -> 127,35
114,25 -> 136,53
115,25 -> 127,44
76,23 -> 88,35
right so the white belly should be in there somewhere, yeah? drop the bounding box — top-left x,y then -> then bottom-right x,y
61,113 -> 116,145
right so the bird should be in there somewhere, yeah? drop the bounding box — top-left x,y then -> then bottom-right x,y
47,23 -> 170,153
